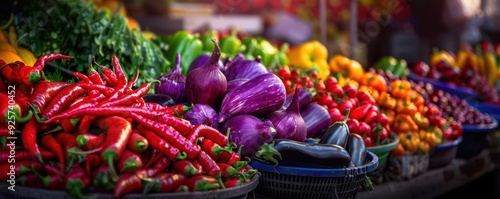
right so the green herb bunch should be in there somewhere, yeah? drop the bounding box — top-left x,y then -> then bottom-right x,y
14,0 -> 169,85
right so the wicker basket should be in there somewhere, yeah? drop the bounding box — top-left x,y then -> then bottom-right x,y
386,152 -> 429,181
249,151 -> 378,199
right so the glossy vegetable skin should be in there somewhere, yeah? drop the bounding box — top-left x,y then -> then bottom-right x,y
318,109 -> 350,148
255,139 -> 352,168
345,133 -> 366,167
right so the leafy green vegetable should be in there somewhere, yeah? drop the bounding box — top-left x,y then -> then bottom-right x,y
13,0 -> 169,85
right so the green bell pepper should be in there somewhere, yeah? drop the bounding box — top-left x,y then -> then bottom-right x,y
160,31 -> 203,75
374,56 -> 398,72
219,29 -> 242,59
241,37 -> 258,60
393,59 -> 408,77
200,30 -> 219,53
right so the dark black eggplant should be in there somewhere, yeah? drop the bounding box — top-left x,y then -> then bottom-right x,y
346,133 -> 366,167
318,109 -> 350,148
143,94 -> 176,107
254,139 -> 352,168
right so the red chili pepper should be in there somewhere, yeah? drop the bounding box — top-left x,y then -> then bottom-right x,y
45,106 -> 167,123
200,138 -> 232,160
95,116 -> 132,181
232,160 -> 248,172
127,130 -> 149,153
376,113 -> 389,126
33,53 -> 74,70
0,161 -> 43,181
101,82 -> 151,107
190,160 -> 203,174
114,168 -> 160,197
98,64 -> 117,87
17,173 -> 46,188
87,62 -> 105,85
0,93 -> 33,125
139,126 -> 186,161
217,163 -> 239,178
84,153 -> 101,178
223,176 -> 245,188
92,164 -> 115,192
219,146 -> 242,166
143,148 -> 161,168
77,115 -> 96,135
118,149 -> 143,173
134,114 -> 200,159
154,114 -> 193,136
29,80 -> 69,112
172,160 -> 199,177
76,133 -> 105,150
364,110 -> 379,124
152,155 -> 172,171
39,84 -> 87,121
21,118 -> 43,163
196,150 -> 225,188
126,69 -> 140,89
111,55 -> 128,89
187,124 -> 228,146
184,175 -> 220,191
79,83 -> 115,96
40,134 -> 65,173
55,133 -> 84,172
349,104 -> 371,121
0,149 -> 55,164
143,172 -> 187,194
72,72 -> 90,83
64,165 -> 90,199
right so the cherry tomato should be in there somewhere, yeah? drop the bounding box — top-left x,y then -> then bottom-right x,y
324,77 -> 338,87
328,108 -> 344,123
343,85 -> 357,98
278,67 -> 291,79
327,84 -> 344,98
316,80 -> 326,91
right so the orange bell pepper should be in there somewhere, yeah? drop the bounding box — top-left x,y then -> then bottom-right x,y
399,133 -> 419,153
391,143 -> 407,156
393,113 -> 419,133
409,91 -> 425,107
389,80 -> 412,99
377,92 -> 397,110
329,55 -> 364,81
359,85 -> 380,102
395,99 -> 418,115
359,72 -> 387,92
381,109 -> 396,125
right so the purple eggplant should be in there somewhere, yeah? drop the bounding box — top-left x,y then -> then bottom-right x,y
218,73 -> 286,123
300,102 -> 331,138
281,88 -> 312,110
226,78 -> 249,94
224,59 -> 269,81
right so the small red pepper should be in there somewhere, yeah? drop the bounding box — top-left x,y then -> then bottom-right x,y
143,173 -> 187,194
196,150 -> 225,188
134,114 -> 200,159
114,168 -> 161,197
152,155 -> 172,171
95,116 -> 133,181
28,80 -> 69,112
200,138 -> 232,160
64,165 -> 90,199
140,126 -> 186,161
21,118 -> 43,163
72,72 -> 90,83
40,134 -> 65,174
184,175 -> 220,192
0,92 -> 32,126
217,163 -> 239,178
0,149 -> 55,164
118,149 -> 143,173
0,161 -> 43,181
76,133 -> 105,150
172,160 -> 199,177
187,124 -> 228,146
349,104 -> 371,120
38,84 -> 87,121
92,164 -> 115,192
127,130 -> 149,153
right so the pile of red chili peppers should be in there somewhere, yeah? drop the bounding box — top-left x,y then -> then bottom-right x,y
0,54 -> 257,198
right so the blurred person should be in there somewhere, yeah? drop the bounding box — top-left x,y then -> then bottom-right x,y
408,0 -> 482,62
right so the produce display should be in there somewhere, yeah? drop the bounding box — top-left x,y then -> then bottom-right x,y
1,1 -> 499,196
0,48 -> 257,198
411,43 -> 500,105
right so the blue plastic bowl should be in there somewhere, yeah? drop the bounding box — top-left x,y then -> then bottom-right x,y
466,100 -> 500,116
462,117 -> 498,133
249,151 -> 378,177
407,72 -> 477,99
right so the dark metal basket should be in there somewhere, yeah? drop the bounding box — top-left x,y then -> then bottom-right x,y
248,151 -> 378,199
0,174 -> 260,199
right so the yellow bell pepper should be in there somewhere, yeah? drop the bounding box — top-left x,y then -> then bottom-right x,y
399,133 -> 419,153
328,55 -> 364,81
287,40 -> 330,80
430,50 -> 456,67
